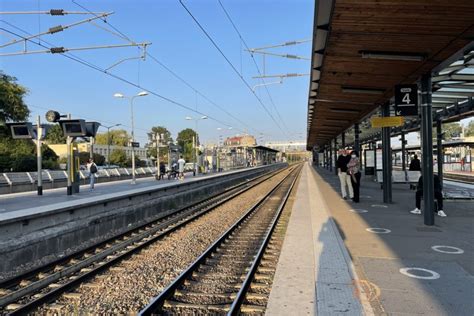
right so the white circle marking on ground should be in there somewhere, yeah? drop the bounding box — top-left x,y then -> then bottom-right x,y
366,228 -> 391,234
371,204 -> 388,208
349,208 -> 368,213
399,268 -> 440,280
361,195 -> 372,199
431,245 -> 464,254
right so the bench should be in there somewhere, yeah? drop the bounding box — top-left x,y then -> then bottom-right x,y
376,170 -> 421,189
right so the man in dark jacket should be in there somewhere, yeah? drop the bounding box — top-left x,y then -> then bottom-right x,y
336,148 -> 353,200
410,175 -> 446,217
409,155 -> 421,171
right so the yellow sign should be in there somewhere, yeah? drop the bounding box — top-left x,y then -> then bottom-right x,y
371,116 -> 404,128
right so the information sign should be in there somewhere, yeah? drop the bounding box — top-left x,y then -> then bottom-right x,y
371,117 -> 404,128
395,84 -> 418,116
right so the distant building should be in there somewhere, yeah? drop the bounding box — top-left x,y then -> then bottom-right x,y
48,143 -> 148,160
265,140 -> 307,153
224,135 -> 257,147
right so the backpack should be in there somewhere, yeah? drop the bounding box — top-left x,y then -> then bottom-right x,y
90,164 -> 98,174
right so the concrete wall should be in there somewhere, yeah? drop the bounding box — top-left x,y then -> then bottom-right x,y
0,164 -> 285,274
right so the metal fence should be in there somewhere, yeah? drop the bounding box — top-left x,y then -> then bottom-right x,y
0,167 -> 157,194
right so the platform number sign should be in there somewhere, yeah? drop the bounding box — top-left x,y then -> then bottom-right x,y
395,84 -> 418,116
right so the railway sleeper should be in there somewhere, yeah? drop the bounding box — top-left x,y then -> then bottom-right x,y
162,300 -> 230,313
240,303 -> 267,314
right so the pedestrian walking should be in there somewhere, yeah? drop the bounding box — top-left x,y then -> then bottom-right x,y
347,150 -> 361,203
410,175 -> 446,217
409,154 -> 421,171
86,158 -> 98,191
336,148 -> 353,200
204,159 -> 210,174
178,155 -> 186,180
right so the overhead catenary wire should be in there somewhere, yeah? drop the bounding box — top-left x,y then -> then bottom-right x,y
216,0 -> 290,135
69,0 -> 264,136
0,24 -> 244,135
178,0 -> 286,137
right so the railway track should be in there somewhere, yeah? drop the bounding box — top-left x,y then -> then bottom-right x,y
0,166 -> 290,315
139,164 -> 301,315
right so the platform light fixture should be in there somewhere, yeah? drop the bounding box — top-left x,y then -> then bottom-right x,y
360,50 -> 425,62
330,108 -> 361,114
341,86 -> 385,95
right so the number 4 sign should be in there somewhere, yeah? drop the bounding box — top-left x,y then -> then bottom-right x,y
395,84 -> 418,116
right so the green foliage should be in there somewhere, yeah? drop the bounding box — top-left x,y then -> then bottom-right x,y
147,126 -> 172,161
147,126 -> 173,144
0,72 -> 30,123
42,159 -> 59,170
77,152 -> 106,166
10,155 -> 36,172
177,128 -> 197,162
44,124 -> 66,144
41,144 -> 58,161
442,122 -> 462,140
0,137 -> 35,156
465,121 -> 474,137
95,129 -> 130,146
109,149 -> 128,167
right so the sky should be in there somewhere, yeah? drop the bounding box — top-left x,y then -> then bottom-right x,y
0,0 -> 314,146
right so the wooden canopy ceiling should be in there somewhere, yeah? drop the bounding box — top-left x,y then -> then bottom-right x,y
307,0 -> 474,149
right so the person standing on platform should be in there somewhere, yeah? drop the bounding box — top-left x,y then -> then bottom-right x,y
347,150 -> 361,203
409,154 -> 421,171
336,148 -> 353,200
178,155 -> 186,180
86,158 -> 98,191
410,175 -> 447,217
159,162 -> 166,180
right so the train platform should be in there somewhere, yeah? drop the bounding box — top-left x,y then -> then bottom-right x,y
0,168 -> 249,218
266,163 -> 474,315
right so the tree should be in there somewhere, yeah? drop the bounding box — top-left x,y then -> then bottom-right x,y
95,129 -> 131,146
109,149 -> 128,167
177,128 -> 197,162
44,124 -> 66,144
465,120 -> 474,137
147,126 -> 173,161
77,152 -> 106,166
442,122 -> 462,140
0,72 -> 29,123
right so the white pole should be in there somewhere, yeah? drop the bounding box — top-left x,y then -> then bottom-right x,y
130,97 -> 136,184
36,115 -> 43,195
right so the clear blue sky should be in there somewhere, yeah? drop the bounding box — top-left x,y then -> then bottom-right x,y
1,0 -> 314,145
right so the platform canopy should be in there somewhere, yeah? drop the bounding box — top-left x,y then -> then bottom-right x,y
307,0 -> 474,149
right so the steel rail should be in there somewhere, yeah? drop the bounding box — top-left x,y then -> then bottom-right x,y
1,166 -> 286,314
138,165 -> 301,315
228,165 -> 300,314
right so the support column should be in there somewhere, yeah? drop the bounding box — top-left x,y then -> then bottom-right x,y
373,141 -> 377,174
382,103 -> 392,203
401,131 -> 406,171
421,73 -> 434,226
334,139 -> 338,175
329,142 -> 333,172
341,132 -> 345,148
436,119 -> 443,188
354,123 -> 360,156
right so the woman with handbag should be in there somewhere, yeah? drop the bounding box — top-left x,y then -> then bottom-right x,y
347,150 -> 361,203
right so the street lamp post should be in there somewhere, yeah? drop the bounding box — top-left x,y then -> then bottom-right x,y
100,123 -> 121,167
114,91 -> 148,184
185,115 -> 208,175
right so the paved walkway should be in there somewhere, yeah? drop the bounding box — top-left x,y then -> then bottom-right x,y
266,163 -> 368,315
267,163 -> 474,315
0,173 -> 196,214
